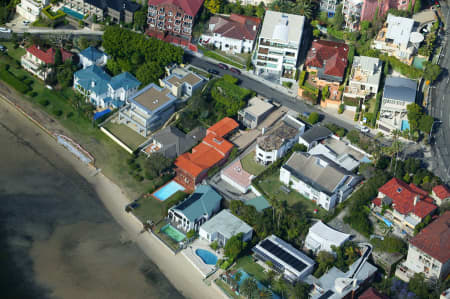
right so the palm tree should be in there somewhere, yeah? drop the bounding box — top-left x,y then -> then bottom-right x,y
258,289 -> 272,298
240,277 -> 258,299
296,0 -> 314,19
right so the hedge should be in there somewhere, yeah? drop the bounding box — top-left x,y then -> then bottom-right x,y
0,64 -> 31,93
298,70 -> 306,85
343,97 -> 359,106
379,55 -> 423,79
42,6 -> 66,20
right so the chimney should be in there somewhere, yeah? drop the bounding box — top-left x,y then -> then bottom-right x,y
414,195 -> 420,206
262,127 -> 265,135
253,25 -> 256,31
91,81 -> 95,88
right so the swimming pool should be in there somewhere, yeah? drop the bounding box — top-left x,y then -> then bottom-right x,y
153,181 -> 185,201
61,7 -> 84,20
161,224 -> 186,242
234,269 -> 281,299
401,120 -> 410,131
413,57 -> 427,70
195,249 -> 218,265
376,213 -> 393,227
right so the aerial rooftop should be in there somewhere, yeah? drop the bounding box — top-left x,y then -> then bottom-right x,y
257,115 -> 305,151
129,83 -> 177,112
259,10 -> 305,44
200,209 -> 253,240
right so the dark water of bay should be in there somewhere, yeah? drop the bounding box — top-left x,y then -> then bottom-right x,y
0,105 -> 184,299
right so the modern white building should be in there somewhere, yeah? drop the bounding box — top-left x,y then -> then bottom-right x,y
305,221 -> 351,254
343,56 -> 382,99
342,0 -> 363,31
253,235 -> 315,282
255,114 -> 305,165
238,96 -> 274,129
119,83 -> 177,137
79,46 -> 108,69
253,10 -> 305,83
168,185 -> 222,232
73,65 -> 140,109
16,0 -> 49,22
159,64 -> 205,98
396,211 -> 450,282
377,76 -> 417,134
280,152 -> 361,211
201,14 -> 261,54
199,210 -> 253,247
372,14 -> 416,62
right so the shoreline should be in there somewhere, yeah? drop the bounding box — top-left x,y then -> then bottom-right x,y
0,93 -> 224,299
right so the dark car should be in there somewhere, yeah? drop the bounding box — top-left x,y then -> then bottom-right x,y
217,63 -> 229,70
125,201 -> 140,212
207,68 -> 219,75
230,67 -> 241,75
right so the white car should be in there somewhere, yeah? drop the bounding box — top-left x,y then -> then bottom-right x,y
23,20 -> 30,25
357,125 -> 370,133
0,27 -> 11,33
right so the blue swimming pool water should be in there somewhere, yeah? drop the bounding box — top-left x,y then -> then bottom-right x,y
61,7 -> 84,20
376,212 -> 393,227
234,269 -> 281,299
401,120 -> 410,131
413,57 -> 427,70
153,181 -> 185,201
195,249 -> 218,265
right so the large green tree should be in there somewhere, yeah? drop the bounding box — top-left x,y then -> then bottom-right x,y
423,62 -> 442,83
133,7 -> 147,31
224,233 -> 245,260
332,4 -> 344,30
204,0 -> 221,14
240,277 -> 258,299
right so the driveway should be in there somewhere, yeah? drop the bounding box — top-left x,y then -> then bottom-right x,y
327,207 -> 369,243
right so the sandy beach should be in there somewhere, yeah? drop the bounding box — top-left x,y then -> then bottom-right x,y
0,95 -> 224,298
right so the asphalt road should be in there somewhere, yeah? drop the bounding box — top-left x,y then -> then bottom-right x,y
430,0 -> 450,182
185,54 -> 358,132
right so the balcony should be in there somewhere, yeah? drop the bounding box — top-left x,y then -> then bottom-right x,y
258,47 -> 269,54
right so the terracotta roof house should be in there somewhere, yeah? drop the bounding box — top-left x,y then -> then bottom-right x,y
373,178 -> 437,235
358,287 -> 389,299
200,14 -> 261,54
147,0 -> 204,42
174,118 -> 238,190
21,45 -> 73,80
305,40 -> 349,83
395,211 -> 450,282
432,185 -> 450,206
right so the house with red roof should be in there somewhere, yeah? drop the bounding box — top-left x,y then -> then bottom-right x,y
358,287 -> 389,299
373,178 -> 437,235
305,40 -> 349,84
432,185 -> 450,206
147,0 -> 204,42
21,45 -> 73,80
174,118 -> 238,190
395,211 -> 450,282
200,14 -> 261,54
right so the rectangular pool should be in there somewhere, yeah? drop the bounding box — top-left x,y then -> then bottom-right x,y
153,180 -> 185,201
160,224 -> 186,242
61,7 -> 84,20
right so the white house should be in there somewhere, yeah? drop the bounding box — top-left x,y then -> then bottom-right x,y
73,65 -> 140,109
201,14 -> 261,54
305,221 -> 351,254
396,211 -> 450,282
159,65 -> 205,98
168,185 -> 222,232
343,56 -> 383,99
253,11 -> 305,83
79,46 -> 108,69
220,160 -> 254,194
253,235 -> 315,282
280,152 -> 361,211
255,114 -> 305,165
199,209 -> 253,246
16,0 -> 49,22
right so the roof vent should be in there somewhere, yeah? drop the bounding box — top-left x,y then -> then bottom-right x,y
153,99 -> 159,104
397,188 -> 402,193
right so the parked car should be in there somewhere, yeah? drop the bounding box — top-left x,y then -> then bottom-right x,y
217,63 -> 229,70
22,20 -> 30,25
230,67 -> 241,75
207,68 -> 219,75
302,111 -> 311,118
356,125 -> 370,133
0,27 -> 11,33
0,45 -> 6,52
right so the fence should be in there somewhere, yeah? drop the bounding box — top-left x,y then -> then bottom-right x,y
100,126 -> 133,154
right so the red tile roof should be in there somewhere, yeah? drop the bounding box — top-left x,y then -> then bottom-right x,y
359,288 -> 389,299
305,40 -> 349,79
433,185 -> 450,200
207,14 -> 261,41
147,0 -> 204,16
378,178 -> 437,219
372,198 -> 382,207
26,45 -> 73,65
409,211 -> 450,263
207,117 -> 239,137
175,118 -> 236,178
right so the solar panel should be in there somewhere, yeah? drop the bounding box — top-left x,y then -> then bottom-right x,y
175,192 -> 202,210
260,240 -> 307,273
318,290 -> 334,299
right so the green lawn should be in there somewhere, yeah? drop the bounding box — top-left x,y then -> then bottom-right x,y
240,151 -> 266,176
366,97 -> 377,114
132,196 -> 165,223
214,279 -> 241,299
1,43 -> 26,61
198,45 -> 244,69
0,43 -> 157,199
233,255 -> 268,283
257,170 -> 329,219
103,120 -> 147,150
187,66 -> 211,79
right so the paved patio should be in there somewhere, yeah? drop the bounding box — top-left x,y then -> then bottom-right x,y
181,238 -> 224,278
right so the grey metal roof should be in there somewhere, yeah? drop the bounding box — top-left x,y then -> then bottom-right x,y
383,76 -> 417,102
300,126 -> 332,144
200,209 -> 253,240
153,126 -> 197,158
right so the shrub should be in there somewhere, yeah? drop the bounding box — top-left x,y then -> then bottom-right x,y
52,109 -> 63,116
338,104 -> 345,114
322,86 -> 330,99
298,70 -> 306,85
282,81 -> 293,88
66,111 -> 74,118
210,241 -> 219,251
343,97 -> 359,106
186,229 -> 195,239
0,65 -> 31,93
39,99 -> 50,107
42,6 -> 66,20
308,112 -> 320,124
354,112 -> 360,121
223,74 -> 238,84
